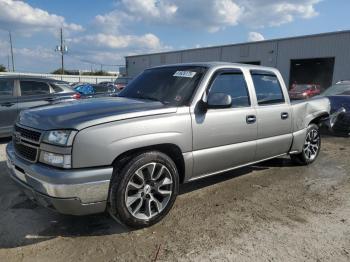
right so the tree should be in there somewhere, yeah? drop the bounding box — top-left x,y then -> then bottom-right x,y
51,68 -> 69,75
82,70 -> 113,76
0,64 -> 7,72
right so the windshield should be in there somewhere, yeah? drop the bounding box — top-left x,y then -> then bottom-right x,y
118,66 -> 207,106
292,84 -> 312,91
321,84 -> 350,96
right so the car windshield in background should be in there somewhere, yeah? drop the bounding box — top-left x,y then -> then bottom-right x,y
293,85 -> 312,91
321,84 -> 350,96
118,66 -> 207,106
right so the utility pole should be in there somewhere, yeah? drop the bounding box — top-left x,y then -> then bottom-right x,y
60,28 -> 64,74
7,54 -> 10,72
55,28 -> 68,75
9,31 -> 15,72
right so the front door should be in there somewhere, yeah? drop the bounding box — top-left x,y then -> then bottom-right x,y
191,69 -> 257,178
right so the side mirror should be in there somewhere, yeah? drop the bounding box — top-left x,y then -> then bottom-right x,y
207,92 -> 232,109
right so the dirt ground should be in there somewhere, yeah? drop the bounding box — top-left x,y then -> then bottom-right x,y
0,135 -> 349,262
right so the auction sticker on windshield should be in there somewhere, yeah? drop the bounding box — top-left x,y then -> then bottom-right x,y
173,71 -> 197,78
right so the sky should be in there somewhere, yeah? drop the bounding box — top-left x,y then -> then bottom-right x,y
0,0 -> 349,73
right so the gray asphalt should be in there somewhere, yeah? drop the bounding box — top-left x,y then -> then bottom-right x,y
0,135 -> 349,261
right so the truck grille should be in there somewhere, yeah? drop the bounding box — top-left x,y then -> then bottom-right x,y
13,125 -> 42,163
14,125 -> 41,142
14,142 -> 38,162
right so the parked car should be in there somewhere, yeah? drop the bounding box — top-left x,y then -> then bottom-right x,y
6,62 -> 330,228
320,81 -> 350,136
114,77 -> 132,91
98,81 -> 116,88
0,76 -> 80,138
289,84 -> 321,100
74,83 -> 118,98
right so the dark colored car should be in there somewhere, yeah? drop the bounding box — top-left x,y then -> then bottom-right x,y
289,84 -> 321,100
74,83 -> 117,98
0,76 -> 80,138
321,81 -> 350,136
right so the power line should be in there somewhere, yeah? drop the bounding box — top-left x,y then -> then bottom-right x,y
66,53 -> 124,67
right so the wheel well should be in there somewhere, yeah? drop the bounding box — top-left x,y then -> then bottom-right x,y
309,113 -> 329,126
112,144 -> 186,184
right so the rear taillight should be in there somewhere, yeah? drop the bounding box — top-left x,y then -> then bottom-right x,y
72,93 -> 81,99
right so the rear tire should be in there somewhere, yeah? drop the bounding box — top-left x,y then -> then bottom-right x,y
109,151 -> 179,229
291,123 -> 321,165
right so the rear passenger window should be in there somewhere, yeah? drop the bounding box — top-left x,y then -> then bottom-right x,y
0,80 -> 14,96
251,71 -> 285,105
51,83 -> 64,93
20,81 -> 50,96
209,71 -> 250,108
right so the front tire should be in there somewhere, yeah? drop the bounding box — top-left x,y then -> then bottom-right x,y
109,151 -> 179,228
291,123 -> 321,165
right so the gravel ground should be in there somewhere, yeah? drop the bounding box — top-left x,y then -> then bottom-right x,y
0,135 -> 349,262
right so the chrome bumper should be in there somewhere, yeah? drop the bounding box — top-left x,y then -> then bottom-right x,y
6,142 -> 113,215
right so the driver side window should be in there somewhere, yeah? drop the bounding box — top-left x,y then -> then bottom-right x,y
209,71 -> 250,108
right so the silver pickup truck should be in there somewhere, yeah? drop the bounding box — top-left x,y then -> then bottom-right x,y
6,62 -> 330,228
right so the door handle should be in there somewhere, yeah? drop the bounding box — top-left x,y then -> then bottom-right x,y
1,102 -> 15,107
281,112 -> 289,120
246,115 -> 256,124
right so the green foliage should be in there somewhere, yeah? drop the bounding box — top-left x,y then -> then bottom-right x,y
0,64 -> 7,72
50,68 -> 113,76
51,68 -> 71,75
81,70 -> 114,76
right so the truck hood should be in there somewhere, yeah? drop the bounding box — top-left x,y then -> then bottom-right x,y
18,97 -> 177,130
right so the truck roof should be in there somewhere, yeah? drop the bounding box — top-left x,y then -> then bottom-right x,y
149,61 -> 279,73
0,75 -> 68,83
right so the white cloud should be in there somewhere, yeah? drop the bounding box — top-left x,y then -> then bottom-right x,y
248,32 -> 265,42
0,0 -> 83,35
70,33 -> 168,51
239,0 -> 320,28
95,0 -> 321,33
95,0 -> 242,33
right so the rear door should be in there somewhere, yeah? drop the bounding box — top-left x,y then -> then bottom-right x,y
250,70 -> 293,160
0,78 -> 18,136
18,80 -> 52,112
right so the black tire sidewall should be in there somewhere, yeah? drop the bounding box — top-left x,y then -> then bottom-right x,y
109,151 -> 179,228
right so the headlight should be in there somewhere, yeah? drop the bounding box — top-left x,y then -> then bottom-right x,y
40,151 -> 71,168
42,130 -> 77,146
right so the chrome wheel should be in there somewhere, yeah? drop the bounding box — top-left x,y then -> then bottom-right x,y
125,162 -> 173,220
303,129 -> 320,161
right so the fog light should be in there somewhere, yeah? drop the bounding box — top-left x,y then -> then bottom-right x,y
40,151 -> 71,168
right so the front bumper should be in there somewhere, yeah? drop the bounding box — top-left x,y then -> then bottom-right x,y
6,142 -> 113,215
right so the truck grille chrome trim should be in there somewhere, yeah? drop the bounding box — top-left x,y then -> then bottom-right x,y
13,124 -> 42,163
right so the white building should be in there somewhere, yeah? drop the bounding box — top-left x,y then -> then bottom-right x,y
125,30 -> 350,90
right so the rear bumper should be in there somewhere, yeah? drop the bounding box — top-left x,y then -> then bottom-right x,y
6,142 -> 113,215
